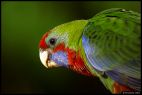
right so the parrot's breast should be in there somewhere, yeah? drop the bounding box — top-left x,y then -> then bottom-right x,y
68,49 -> 93,76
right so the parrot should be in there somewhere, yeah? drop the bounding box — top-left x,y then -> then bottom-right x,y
39,8 -> 141,94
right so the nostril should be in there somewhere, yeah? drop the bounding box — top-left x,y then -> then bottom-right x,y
49,54 -> 52,59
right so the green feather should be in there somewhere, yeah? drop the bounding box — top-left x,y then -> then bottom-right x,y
50,20 -> 88,51
83,8 -> 141,71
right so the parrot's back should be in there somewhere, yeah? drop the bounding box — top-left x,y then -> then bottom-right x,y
82,8 -> 141,92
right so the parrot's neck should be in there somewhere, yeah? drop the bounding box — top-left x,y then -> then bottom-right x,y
64,20 -> 94,76
67,47 -> 93,76
64,20 -> 88,51
53,42 -> 93,76
52,20 -> 93,76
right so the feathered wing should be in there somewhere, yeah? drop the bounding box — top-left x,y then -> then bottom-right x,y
82,8 -> 141,91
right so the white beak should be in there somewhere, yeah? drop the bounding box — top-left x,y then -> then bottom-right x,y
39,49 -> 59,68
39,50 -> 48,68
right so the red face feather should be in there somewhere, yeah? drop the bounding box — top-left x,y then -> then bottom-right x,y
53,43 -> 66,53
39,31 -> 92,76
39,32 -> 50,49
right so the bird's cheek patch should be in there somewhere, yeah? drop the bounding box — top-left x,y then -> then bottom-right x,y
51,51 -> 68,67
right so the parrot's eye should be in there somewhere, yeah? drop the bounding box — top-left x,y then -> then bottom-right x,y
49,38 -> 56,46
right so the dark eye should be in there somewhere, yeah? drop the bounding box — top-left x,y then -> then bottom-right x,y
49,38 -> 56,45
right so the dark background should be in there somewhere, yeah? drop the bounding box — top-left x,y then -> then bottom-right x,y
1,1 -> 141,94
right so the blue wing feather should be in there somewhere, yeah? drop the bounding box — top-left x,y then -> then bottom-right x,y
82,35 -> 141,91
106,70 -> 141,91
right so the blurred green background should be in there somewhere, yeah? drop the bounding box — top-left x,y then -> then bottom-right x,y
1,1 -> 141,94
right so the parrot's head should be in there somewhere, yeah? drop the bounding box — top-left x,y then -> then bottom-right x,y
39,20 -> 92,76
